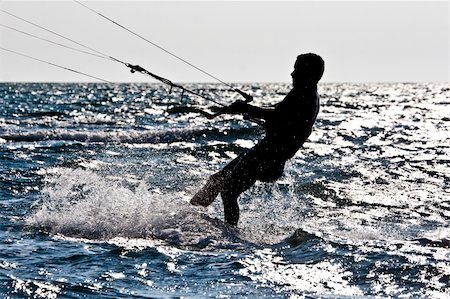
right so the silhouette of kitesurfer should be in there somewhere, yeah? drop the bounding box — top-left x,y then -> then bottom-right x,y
190,53 -> 325,226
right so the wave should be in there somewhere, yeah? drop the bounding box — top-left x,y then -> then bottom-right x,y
1,128 -> 208,144
24,167 -> 313,249
24,168 -> 257,249
1,126 -> 260,144
26,168 -> 211,247
413,237 -> 450,249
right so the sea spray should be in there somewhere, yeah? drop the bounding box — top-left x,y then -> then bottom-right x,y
26,166 -> 312,247
25,167 -> 225,247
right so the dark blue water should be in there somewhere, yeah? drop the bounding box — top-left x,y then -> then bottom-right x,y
1,82 -> 449,298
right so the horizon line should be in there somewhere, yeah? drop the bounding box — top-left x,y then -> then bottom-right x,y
0,80 -> 448,85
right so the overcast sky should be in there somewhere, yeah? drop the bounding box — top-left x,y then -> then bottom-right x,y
0,1 -> 448,83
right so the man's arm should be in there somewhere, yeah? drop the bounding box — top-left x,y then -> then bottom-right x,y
223,100 -> 274,120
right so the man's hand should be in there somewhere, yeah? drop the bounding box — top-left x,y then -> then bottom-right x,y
222,100 -> 249,114
234,89 -> 253,103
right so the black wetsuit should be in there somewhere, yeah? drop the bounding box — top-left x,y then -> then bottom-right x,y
222,84 -> 320,183
190,83 -> 321,226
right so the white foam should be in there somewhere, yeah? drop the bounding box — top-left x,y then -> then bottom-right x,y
231,182 -> 309,245
26,166 -> 318,250
10,274 -> 61,299
25,168 -> 228,247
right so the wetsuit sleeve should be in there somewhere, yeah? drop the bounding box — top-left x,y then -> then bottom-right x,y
241,104 -> 274,120
225,101 -> 274,120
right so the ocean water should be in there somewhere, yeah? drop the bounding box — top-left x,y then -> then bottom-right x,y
0,82 -> 449,298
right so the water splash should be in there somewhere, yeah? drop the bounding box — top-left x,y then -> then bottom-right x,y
25,168 -> 236,248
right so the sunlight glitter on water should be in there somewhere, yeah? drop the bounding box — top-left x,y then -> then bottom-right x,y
239,248 -> 363,296
1,82 -> 449,297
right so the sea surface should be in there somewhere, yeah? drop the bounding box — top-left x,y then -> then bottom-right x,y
0,82 -> 449,298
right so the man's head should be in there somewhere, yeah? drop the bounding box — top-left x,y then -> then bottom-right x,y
291,53 -> 325,86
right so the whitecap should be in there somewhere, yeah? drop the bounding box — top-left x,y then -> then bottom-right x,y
25,168 -> 240,249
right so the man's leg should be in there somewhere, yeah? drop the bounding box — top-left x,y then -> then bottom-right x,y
190,154 -> 244,207
221,192 -> 240,226
221,175 -> 255,226
190,172 -> 224,207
